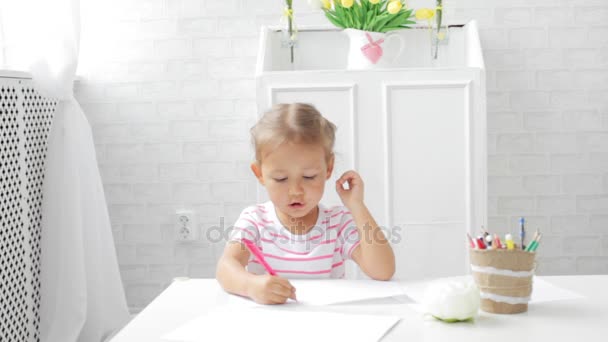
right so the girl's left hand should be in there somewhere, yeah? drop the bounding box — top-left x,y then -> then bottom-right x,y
336,170 -> 365,210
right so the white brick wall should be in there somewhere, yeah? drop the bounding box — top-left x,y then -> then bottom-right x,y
456,0 -> 608,277
71,0 -> 608,312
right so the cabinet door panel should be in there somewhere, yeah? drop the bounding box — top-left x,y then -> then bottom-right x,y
385,83 -> 471,278
391,223 -> 468,278
386,85 -> 468,224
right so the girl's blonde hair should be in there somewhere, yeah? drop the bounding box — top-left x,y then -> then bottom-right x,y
250,103 -> 336,163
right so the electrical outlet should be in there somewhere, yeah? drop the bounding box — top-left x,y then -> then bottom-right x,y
175,210 -> 197,242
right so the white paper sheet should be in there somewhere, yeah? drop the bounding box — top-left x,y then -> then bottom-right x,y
530,277 -> 585,303
162,308 -> 401,342
226,279 -> 407,307
292,279 -> 407,305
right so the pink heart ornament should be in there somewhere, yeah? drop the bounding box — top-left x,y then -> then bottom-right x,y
360,33 -> 385,64
361,44 -> 383,64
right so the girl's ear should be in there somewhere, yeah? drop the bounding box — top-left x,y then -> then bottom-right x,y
326,153 -> 335,180
250,161 -> 265,185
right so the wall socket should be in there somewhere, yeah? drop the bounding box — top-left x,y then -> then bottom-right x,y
175,210 -> 198,242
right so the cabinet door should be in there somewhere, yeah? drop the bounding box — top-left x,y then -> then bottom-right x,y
381,81 -> 472,279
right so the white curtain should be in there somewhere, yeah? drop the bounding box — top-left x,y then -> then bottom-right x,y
0,0 -> 129,341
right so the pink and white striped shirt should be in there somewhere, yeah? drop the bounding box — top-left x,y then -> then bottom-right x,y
228,201 -> 361,279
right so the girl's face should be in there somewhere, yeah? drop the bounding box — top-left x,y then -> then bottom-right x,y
251,142 -> 334,224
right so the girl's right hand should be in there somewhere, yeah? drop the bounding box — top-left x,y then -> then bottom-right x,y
247,274 -> 297,304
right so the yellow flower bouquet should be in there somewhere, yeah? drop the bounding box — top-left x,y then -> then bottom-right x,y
310,0 -> 415,69
320,0 -> 415,33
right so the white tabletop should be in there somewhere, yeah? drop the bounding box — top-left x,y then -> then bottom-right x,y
111,275 -> 608,342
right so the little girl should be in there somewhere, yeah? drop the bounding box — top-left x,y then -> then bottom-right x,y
216,103 -> 395,304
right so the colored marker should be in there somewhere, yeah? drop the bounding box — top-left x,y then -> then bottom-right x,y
467,233 -> 476,248
505,233 -> 515,250
526,233 -> 542,252
519,217 -> 526,250
476,236 -> 487,249
525,241 -> 536,252
481,226 -> 490,240
494,234 -> 503,249
524,230 -> 539,252
485,234 -> 493,248
241,238 -> 276,276
241,239 -> 297,302
481,225 -> 488,235
530,234 -> 542,252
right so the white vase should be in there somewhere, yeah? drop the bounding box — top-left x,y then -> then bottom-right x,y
343,28 -> 404,70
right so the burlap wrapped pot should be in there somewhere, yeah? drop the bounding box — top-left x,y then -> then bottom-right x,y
469,248 -> 536,314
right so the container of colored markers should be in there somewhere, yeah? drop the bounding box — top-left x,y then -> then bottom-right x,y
467,219 -> 542,314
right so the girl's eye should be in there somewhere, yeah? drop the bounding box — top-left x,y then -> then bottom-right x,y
274,178 -> 287,182
304,175 -> 317,180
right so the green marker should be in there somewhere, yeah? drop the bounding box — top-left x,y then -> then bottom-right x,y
525,240 -> 537,252
527,234 -> 542,252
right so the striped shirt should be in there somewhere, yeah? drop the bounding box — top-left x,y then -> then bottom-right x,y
228,201 -> 361,279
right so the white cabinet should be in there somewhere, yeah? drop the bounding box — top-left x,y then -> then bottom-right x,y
255,22 -> 486,279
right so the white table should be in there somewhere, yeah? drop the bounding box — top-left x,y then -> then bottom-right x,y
111,276 -> 608,341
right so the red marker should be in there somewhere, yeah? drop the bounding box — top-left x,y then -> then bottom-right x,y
467,233 -> 475,248
494,234 -> 503,249
476,236 -> 487,249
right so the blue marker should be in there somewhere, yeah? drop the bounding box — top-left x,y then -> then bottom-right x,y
519,217 -> 525,250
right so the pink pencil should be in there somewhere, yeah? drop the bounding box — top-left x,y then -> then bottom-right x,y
241,238 -> 277,276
